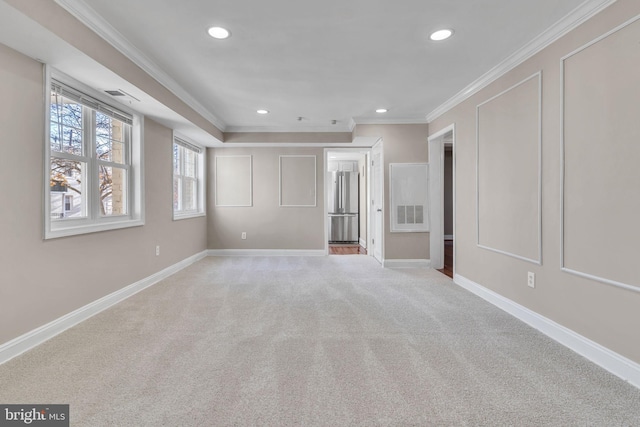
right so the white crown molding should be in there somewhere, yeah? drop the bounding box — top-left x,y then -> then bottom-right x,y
425,0 -> 617,123
225,125 -> 354,133
454,273 -> 640,390
0,251 -> 207,365
354,118 -> 428,126
54,0 -> 227,131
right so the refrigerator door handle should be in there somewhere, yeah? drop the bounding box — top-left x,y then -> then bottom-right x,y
338,173 -> 343,212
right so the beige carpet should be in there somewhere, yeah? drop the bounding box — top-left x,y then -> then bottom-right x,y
1,255 -> 639,426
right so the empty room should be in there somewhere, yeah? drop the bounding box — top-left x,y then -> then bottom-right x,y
0,0 -> 639,425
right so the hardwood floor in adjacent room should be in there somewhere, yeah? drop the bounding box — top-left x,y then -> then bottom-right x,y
329,244 -> 367,255
437,240 -> 454,278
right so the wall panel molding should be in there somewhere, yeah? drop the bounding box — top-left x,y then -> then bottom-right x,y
476,72 -> 542,265
279,155 -> 317,207
560,14 -> 640,292
214,155 -> 253,207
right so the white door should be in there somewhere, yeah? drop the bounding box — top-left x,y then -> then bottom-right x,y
371,141 -> 383,263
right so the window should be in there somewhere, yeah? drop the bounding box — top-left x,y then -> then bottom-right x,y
173,136 -> 205,219
45,69 -> 144,239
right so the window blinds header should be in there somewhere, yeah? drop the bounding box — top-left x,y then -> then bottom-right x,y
174,137 -> 203,154
51,79 -> 133,126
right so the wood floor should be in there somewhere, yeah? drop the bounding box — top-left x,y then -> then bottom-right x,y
437,240 -> 454,278
329,244 -> 367,255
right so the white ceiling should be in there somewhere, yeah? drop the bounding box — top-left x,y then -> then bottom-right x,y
6,0 -> 601,134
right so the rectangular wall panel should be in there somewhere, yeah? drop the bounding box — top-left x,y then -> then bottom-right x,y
562,17 -> 640,291
215,155 -> 252,206
279,155 -> 316,207
476,73 -> 541,264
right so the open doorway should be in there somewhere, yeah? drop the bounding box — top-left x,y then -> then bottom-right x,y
428,125 -> 455,277
326,149 -> 369,256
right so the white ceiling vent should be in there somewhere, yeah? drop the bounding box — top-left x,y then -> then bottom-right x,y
104,89 -> 140,103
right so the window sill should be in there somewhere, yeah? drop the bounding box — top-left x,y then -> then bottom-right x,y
45,218 -> 145,240
173,212 -> 206,221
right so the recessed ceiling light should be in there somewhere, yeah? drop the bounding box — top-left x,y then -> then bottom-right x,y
430,29 -> 454,41
257,109 -> 269,114
376,108 -> 388,113
208,26 -> 230,39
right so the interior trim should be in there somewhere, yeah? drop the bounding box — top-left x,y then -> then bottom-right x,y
454,273 -> 640,390
426,0 -> 617,123
560,13 -> 640,293
0,251 -> 208,366
53,0 -> 227,132
208,249 -> 325,257
475,72 -> 542,266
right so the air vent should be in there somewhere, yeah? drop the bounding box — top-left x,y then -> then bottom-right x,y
105,90 -> 125,96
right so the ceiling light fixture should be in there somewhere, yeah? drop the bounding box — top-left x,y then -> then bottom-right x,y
430,29 -> 453,41
376,108 -> 388,113
208,26 -> 230,39
257,109 -> 269,114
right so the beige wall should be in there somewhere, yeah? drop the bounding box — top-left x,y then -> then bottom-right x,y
354,124 -> 430,260
430,0 -> 640,364
207,147 -> 325,250
0,43 -> 207,345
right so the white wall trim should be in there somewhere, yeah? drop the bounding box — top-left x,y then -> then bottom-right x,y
53,0 -> 227,132
476,72 -> 543,266
383,259 -> 431,269
208,249 -> 325,257
559,13 -> 640,294
428,123 -> 456,270
454,273 -> 640,390
0,250 -> 207,366
279,155 -> 317,207
425,0 -> 617,123
214,155 -> 253,207
359,237 -> 367,249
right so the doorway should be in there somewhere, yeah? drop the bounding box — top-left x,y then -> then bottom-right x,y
326,149 -> 370,256
428,125 -> 455,278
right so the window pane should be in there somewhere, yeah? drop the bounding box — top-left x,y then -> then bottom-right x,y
184,149 -> 196,178
99,166 -> 128,216
183,178 -> 197,211
50,158 -> 86,219
173,176 -> 181,211
50,93 -> 83,156
95,112 -> 128,164
173,144 -> 181,174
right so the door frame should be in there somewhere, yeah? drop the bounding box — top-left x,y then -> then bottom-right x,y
324,147 -> 373,256
428,124 -> 455,272
370,140 -> 384,264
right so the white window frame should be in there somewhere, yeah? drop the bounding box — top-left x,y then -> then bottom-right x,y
44,67 -> 145,239
172,133 -> 206,220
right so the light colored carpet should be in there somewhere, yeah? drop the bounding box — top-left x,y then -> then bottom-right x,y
1,255 -> 639,426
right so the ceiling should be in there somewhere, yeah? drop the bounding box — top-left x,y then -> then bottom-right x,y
48,0 -> 593,133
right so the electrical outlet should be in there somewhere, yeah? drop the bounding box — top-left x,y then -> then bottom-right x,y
527,272 -> 535,288
155,245 -> 160,256
241,232 -> 247,240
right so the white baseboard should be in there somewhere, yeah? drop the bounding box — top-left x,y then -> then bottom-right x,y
383,259 -> 431,269
208,249 -> 325,257
359,238 -> 367,249
454,273 -> 640,390
444,234 -> 454,240
0,250 -> 208,366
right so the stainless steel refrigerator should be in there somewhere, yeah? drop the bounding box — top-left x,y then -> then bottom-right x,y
328,171 -> 359,243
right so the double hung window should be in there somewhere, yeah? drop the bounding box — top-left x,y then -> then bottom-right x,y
46,70 -> 143,238
173,137 -> 205,219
